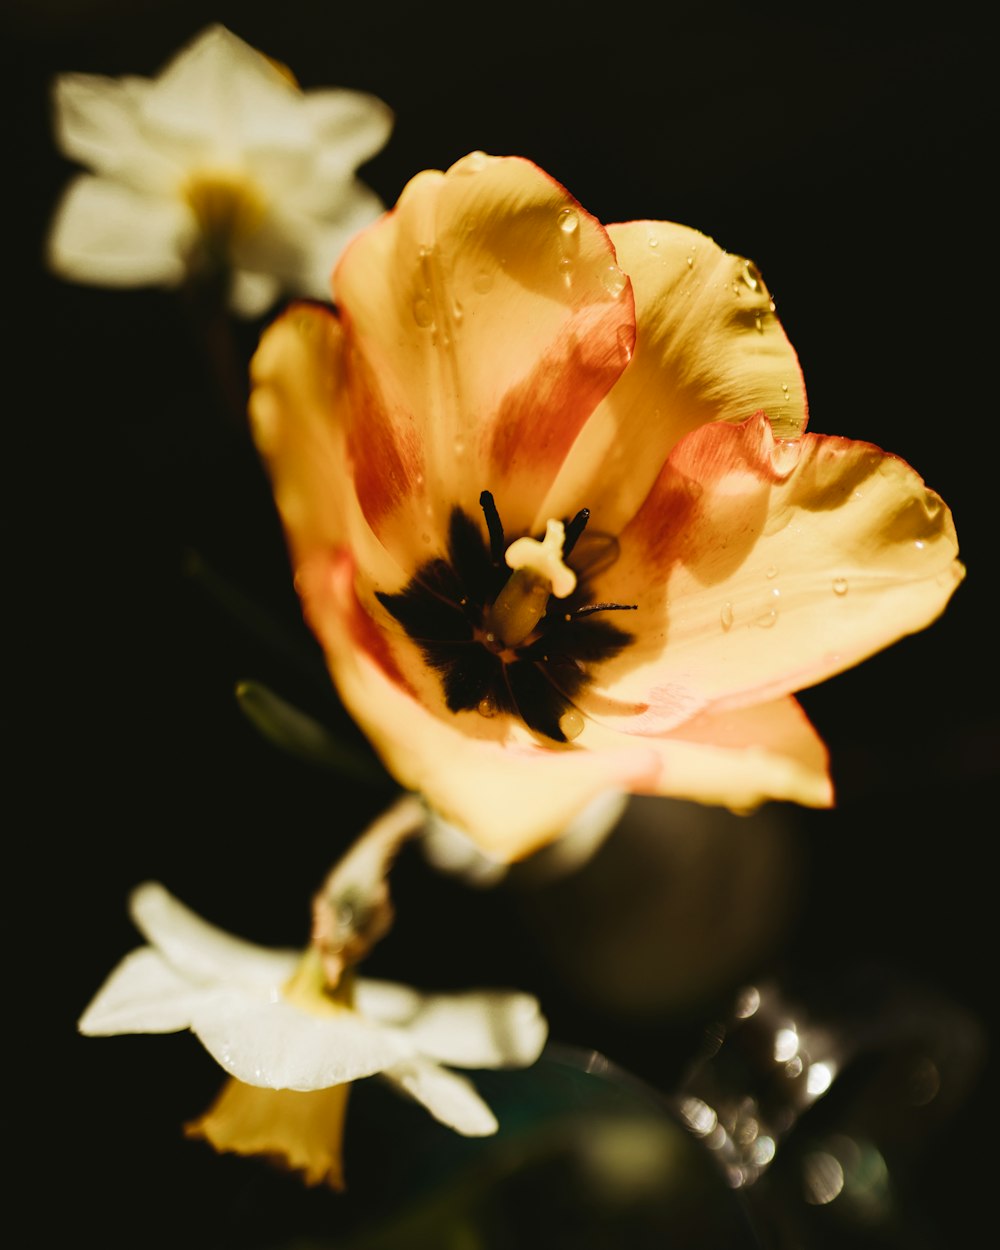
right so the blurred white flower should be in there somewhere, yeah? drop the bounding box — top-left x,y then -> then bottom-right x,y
80,881 -> 547,1187
422,789 -> 629,888
47,24 -> 392,316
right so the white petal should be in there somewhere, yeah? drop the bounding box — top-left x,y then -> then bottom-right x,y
421,815 -> 510,888
355,982 -> 548,1068
513,789 -> 629,884
190,995 -> 412,1090
47,176 -> 192,287
301,89 -> 394,170
141,25 -> 303,156
229,268 -> 282,318
78,947 -> 209,1035
52,72 -> 177,190
381,1057 -> 499,1135
237,181 -> 385,301
129,882 -> 299,993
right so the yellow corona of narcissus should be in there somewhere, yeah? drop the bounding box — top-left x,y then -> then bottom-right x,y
250,152 -> 963,861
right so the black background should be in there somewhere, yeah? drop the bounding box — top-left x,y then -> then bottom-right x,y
9,2 -> 996,1247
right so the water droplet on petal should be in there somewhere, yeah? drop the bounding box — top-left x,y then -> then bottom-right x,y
558,207 -> 579,235
560,709 -> 585,740
770,438 -> 801,476
473,269 -> 494,294
477,696 -> 497,717
600,264 -> 627,298
451,298 -> 464,322
454,150 -> 488,174
648,234 -> 659,248
742,260 -> 760,290
617,324 -> 634,362
558,256 -> 574,287
755,608 -> 778,629
766,565 -> 778,579
832,577 -> 848,596
721,601 -> 734,631
413,297 -> 433,327
754,312 -> 763,334
914,539 -> 926,550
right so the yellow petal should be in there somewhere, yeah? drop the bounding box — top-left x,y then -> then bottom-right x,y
330,152 -> 636,562
249,302 -> 402,589
587,414 -> 963,728
187,1077 -> 350,1190
537,219 -> 807,534
645,697 -> 832,811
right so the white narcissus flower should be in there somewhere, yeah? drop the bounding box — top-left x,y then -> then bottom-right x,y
47,24 -> 393,317
79,881 -> 547,1188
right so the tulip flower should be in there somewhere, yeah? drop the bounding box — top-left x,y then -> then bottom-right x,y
250,152 -> 963,860
47,24 -> 392,316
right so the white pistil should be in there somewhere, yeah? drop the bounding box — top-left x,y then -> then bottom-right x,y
485,520 -> 577,649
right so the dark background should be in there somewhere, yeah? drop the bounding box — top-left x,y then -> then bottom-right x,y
10,3 -> 996,1247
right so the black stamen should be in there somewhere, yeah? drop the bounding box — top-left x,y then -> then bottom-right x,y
562,508 -> 590,557
573,602 -> 638,617
479,490 -> 506,563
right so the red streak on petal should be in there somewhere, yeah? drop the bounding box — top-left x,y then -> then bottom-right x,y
304,549 -> 411,692
343,340 -> 424,528
489,304 -> 635,482
623,412 -> 781,572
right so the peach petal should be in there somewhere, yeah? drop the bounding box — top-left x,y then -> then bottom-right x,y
536,219 -> 808,535
331,153 -> 636,561
583,696 -> 832,811
587,414 -> 963,728
249,302 -> 406,595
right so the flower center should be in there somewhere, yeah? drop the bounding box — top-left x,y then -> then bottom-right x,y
182,170 -> 266,253
376,492 -> 636,743
482,519 -> 577,649
283,947 -> 355,1017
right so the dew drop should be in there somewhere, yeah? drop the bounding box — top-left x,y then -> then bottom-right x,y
769,298 -> 777,312
742,259 -> 760,290
754,312 -> 763,334
770,437 -> 801,477
477,696 -> 497,717
473,268 -> 494,294
560,709 -> 585,740
832,577 -> 848,596
617,324 -> 634,362
755,608 -> 778,629
451,297 -> 464,322
766,564 -> 778,579
914,539 -> 926,550
455,150 -> 488,174
558,256 -> 574,287
412,297 -> 433,327
720,601 -> 734,631
648,234 -> 659,248
600,264 -> 627,298
558,207 -> 579,235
